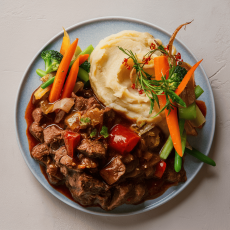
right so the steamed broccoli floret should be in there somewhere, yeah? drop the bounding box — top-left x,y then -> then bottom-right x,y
168,66 -> 187,91
80,60 -> 90,73
41,50 -> 63,73
173,65 -> 187,81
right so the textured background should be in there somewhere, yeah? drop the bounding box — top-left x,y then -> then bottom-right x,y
1,0 -> 230,229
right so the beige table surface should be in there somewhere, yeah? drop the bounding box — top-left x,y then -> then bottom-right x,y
1,0 -> 229,229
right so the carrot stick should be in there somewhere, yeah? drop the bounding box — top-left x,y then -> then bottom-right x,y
49,38 -> 79,103
154,56 -> 183,157
61,54 -> 89,99
175,60 -> 203,96
60,28 -> 71,56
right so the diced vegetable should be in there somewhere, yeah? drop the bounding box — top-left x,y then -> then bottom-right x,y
41,76 -> 55,89
36,69 -> 47,77
78,67 -> 89,84
40,100 -> 54,114
49,38 -> 79,103
64,131 -> 81,158
34,85 -> 52,100
178,102 -> 197,120
160,136 -> 173,160
175,59 -> 203,96
100,126 -> 109,138
70,44 -> 94,67
60,28 -> 71,56
189,105 -> 206,127
195,85 -> 204,99
61,54 -> 89,99
154,160 -> 167,178
52,98 -> 75,113
185,147 -> 216,166
108,124 -> 140,154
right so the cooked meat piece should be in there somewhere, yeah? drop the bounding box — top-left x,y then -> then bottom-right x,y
43,125 -> 64,148
72,93 -> 100,111
164,159 -> 187,183
78,153 -> 98,169
125,158 -> 138,173
54,146 -> 67,166
29,122 -> 44,142
126,183 -> 146,204
141,127 -> 164,152
32,108 -> 43,123
100,157 -> 126,185
77,139 -> 107,158
66,172 -> 111,209
54,110 -> 66,123
107,183 -> 133,210
125,167 -> 143,179
31,143 -> 50,164
103,107 -> 115,127
59,155 -> 79,172
46,163 -> 64,184
122,153 -> 134,164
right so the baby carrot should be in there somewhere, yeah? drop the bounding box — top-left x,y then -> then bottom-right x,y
61,54 -> 89,99
49,38 -> 79,103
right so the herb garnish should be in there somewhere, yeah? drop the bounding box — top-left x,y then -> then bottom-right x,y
90,128 -> 97,138
80,117 -> 91,126
118,44 -> 187,116
100,126 -> 109,138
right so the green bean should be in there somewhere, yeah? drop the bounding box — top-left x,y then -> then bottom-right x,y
195,85 -> 204,99
78,67 -> 89,84
174,132 -> 187,172
41,76 -> 55,89
178,102 -> 197,120
36,69 -> 47,77
70,44 -> 94,67
160,136 -> 173,160
185,147 -> 216,166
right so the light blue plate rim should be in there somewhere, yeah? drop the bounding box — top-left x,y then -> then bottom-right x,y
15,16 -> 216,216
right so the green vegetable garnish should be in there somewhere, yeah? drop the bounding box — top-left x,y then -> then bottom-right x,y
118,46 -> 187,116
80,61 -> 90,73
90,128 -> 97,138
100,126 -> 109,138
80,117 -> 91,126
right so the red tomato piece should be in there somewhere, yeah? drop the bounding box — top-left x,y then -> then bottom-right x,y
154,160 -> 166,179
108,124 -> 140,154
64,131 -> 81,158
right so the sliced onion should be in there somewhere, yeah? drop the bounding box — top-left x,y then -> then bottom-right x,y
131,122 -> 155,136
52,98 -> 75,113
73,81 -> 84,94
40,100 -> 54,114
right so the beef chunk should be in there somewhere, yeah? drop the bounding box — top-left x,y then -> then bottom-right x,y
59,155 -> 80,173
100,157 -> 126,185
46,163 -> 64,184
43,125 -> 64,148
164,159 -> 187,183
29,122 -> 44,142
54,146 -> 67,165
77,139 -> 107,158
32,108 -> 43,123
66,172 -> 111,209
126,183 -> 146,204
72,93 -> 100,111
107,183 -> 133,210
78,153 -> 98,169
31,143 -> 50,164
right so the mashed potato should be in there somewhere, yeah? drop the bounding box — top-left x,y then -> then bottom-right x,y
89,30 -> 168,131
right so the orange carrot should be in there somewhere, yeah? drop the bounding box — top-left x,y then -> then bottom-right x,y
154,56 -> 183,157
61,54 -> 89,99
60,28 -> 71,56
49,38 -> 79,103
175,60 -> 203,96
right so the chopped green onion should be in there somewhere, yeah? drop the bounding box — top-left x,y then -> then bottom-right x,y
36,69 -> 47,77
178,102 -> 197,120
195,85 -> 204,99
100,126 -> 109,138
40,76 -> 55,89
90,128 -> 97,138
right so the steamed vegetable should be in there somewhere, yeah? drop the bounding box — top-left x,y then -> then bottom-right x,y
195,85 -> 204,99
41,76 -> 55,89
36,69 -> 46,77
60,28 -> 71,56
49,38 -> 79,103
189,105 -> 206,127
178,102 -> 197,120
78,67 -> 89,84
185,148 -> 216,166
61,54 -> 89,99
160,136 -> 173,160
109,124 -> 140,154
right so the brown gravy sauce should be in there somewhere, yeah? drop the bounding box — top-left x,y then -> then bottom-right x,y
25,92 -> 177,208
